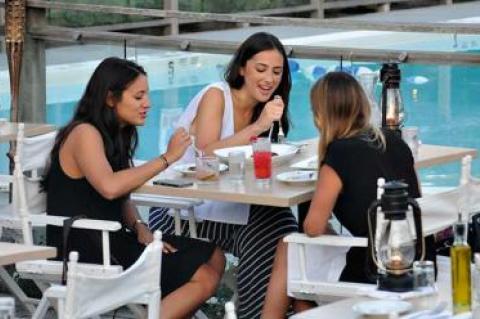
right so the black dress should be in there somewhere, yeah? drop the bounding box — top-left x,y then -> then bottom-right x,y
323,130 -> 435,283
45,155 -> 216,297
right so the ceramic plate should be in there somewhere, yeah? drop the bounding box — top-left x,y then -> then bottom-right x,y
352,300 -> 412,316
173,163 -> 228,176
214,144 -> 299,166
276,170 -> 317,184
290,156 -> 319,170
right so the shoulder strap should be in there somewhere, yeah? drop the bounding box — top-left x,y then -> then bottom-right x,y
62,215 -> 86,285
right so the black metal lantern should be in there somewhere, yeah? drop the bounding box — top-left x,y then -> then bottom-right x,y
367,181 -> 425,292
380,63 -> 404,132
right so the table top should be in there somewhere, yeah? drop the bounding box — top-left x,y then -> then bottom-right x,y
291,283 -> 452,318
135,140 -> 477,207
0,122 -> 56,143
0,243 -> 57,266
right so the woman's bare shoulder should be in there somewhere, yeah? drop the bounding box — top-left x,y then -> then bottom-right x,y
201,87 -> 225,107
68,123 -> 103,147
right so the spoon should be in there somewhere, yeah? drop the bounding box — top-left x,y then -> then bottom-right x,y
190,135 -> 203,157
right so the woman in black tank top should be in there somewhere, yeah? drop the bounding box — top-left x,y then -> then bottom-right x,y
263,72 -> 428,316
42,57 -> 224,317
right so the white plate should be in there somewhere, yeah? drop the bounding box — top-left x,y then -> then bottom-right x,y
214,144 -> 299,166
290,156 -> 319,170
352,300 -> 412,316
173,163 -> 228,176
276,170 -> 317,184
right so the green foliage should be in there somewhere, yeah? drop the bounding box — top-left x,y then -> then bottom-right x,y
179,0 -> 309,12
46,0 -> 309,27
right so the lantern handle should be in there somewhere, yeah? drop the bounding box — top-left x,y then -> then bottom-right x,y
367,199 -> 385,271
408,198 -> 425,262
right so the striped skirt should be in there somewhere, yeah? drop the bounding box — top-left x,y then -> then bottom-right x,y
149,204 -> 298,319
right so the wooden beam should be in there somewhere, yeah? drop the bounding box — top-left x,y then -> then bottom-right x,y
29,27 -> 480,65
2,0 -> 477,34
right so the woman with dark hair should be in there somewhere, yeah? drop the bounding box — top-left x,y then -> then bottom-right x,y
44,57 -> 225,318
149,32 -> 298,318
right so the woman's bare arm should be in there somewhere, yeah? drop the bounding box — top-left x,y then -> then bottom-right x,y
67,123 -> 189,199
194,88 -> 284,154
303,165 -> 343,236
194,88 -> 264,154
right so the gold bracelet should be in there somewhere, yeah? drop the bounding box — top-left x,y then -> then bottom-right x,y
159,154 -> 169,167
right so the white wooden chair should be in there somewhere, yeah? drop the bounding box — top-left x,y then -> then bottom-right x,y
32,231 -> 163,319
285,156 -> 476,303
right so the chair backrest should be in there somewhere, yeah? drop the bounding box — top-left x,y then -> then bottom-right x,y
64,231 -> 163,319
4,127 -> 57,243
286,155 -> 476,302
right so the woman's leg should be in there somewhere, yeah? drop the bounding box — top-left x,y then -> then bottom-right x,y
262,240 -> 291,318
232,205 -> 298,319
161,247 -> 224,319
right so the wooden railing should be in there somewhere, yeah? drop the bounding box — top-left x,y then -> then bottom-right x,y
0,0 -> 477,123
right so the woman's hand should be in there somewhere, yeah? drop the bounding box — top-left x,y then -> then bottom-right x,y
164,128 -> 192,164
255,97 -> 285,132
136,223 -> 154,245
162,241 -> 178,254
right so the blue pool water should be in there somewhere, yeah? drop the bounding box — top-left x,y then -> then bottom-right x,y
43,59 -> 480,187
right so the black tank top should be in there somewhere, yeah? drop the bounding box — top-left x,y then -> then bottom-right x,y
45,154 -> 133,265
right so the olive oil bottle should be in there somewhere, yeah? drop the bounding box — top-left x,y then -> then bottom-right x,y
451,215 -> 471,314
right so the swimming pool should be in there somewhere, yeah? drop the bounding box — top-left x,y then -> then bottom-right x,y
34,53 -> 479,187
0,47 -> 478,187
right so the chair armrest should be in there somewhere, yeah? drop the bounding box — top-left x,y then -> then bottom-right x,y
30,214 -> 122,232
131,193 -> 203,209
31,214 -> 121,268
284,233 -> 367,247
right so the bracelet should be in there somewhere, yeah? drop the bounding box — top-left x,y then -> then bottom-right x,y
159,154 -> 169,167
132,219 -> 148,231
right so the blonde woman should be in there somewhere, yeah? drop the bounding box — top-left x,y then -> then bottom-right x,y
262,72 -> 435,318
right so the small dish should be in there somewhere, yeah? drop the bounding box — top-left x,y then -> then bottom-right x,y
290,156 -> 318,170
173,163 -> 228,176
352,300 -> 412,316
214,144 -> 299,166
276,170 -> 317,184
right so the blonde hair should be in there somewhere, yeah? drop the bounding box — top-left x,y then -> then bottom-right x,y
310,71 -> 385,162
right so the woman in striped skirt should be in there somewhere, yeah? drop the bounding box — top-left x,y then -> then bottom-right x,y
149,32 -> 298,318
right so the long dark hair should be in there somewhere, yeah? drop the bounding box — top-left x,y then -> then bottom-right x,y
44,57 -> 146,185
224,32 -> 292,139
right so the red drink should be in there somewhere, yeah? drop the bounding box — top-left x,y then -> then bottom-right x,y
253,151 -> 272,179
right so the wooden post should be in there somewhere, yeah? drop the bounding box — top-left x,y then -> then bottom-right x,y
442,0 -> 453,5
20,6 -> 46,123
0,8 -> 4,53
164,0 -> 179,36
310,0 -> 324,19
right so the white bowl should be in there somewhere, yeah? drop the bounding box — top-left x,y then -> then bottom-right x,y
173,162 -> 228,176
214,144 -> 299,166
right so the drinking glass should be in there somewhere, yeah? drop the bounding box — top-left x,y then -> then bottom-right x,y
0,297 -> 14,319
195,156 -> 220,184
252,137 -> 272,185
402,126 -> 420,160
228,150 -> 245,181
413,260 -> 435,291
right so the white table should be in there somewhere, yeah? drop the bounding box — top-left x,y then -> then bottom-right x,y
0,242 -> 56,266
0,122 -> 55,143
135,140 -> 477,207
